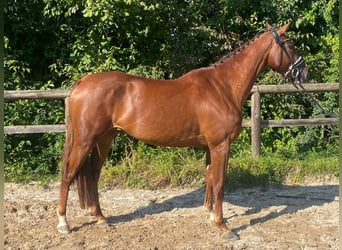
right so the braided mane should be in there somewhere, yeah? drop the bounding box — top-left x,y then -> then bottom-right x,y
212,30 -> 265,67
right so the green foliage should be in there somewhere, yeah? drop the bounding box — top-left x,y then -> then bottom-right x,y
4,133 -> 64,184
102,141 -> 205,189
100,142 -> 338,190
4,0 -> 339,183
227,155 -> 292,191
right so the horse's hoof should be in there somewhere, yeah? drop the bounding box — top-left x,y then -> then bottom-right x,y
97,219 -> 108,227
57,224 -> 71,234
225,231 -> 240,241
209,211 -> 215,222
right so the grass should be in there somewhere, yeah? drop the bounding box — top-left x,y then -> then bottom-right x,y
5,141 -> 338,190
227,154 -> 338,191
101,144 -> 205,189
100,145 -> 339,191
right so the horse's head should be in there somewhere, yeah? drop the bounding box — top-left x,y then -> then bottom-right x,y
267,22 -> 308,84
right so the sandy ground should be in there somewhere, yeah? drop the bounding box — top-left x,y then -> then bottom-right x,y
4,178 -> 339,249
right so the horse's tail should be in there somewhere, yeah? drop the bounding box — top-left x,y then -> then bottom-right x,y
61,78 -> 81,170
61,93 -> 74,183
62,79 -> 98,210
75,155 -> 98,210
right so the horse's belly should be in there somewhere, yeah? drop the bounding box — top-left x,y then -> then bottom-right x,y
118,120 -> 206,147
142,135 -> 206,147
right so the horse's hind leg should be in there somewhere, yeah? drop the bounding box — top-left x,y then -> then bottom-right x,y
57,138 -> 93,234
87,129 -> 117,226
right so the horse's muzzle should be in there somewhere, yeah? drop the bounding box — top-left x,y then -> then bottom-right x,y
297,66 -> 309,84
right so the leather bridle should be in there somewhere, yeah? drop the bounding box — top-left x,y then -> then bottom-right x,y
270,27 -> 306,83
269,27 -> 337,118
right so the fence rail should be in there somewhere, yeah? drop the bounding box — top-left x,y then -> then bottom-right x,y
4,83 -> 339,156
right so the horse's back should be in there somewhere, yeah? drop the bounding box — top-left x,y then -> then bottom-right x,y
73,71 -> 134,89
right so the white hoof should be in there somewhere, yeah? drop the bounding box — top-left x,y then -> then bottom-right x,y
57,214 -> 71,234
97,219 -> 108,227
57,224 -> 71,234
209,211 -> 215,222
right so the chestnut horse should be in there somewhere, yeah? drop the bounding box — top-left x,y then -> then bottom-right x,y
57,23 -> 308,239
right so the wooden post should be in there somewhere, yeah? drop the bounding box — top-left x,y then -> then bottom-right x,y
64,97 -> 70,125
64,97 -> 70,139
251,90 -> 261,157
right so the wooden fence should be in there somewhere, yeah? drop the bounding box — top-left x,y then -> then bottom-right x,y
4,83 -> 339,157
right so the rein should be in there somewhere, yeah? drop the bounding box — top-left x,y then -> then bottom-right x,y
292,82 -> 338,118
269,27 -> 337,118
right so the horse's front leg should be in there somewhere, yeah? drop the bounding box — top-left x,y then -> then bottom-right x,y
209,140 -> 239,240
204,165 -> 213,215
204,149 -> 214,220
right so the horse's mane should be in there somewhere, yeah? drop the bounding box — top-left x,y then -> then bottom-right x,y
211,30 -> 266,67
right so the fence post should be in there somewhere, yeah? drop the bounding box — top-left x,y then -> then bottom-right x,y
251,90 -> 261,157
64,97 -> 70,136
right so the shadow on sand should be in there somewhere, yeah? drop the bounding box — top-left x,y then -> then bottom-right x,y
103,183 -> 338,236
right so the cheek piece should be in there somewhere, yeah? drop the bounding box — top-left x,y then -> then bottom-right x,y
270,27 -> 306,84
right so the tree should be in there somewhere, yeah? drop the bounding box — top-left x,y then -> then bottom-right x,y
4,0 -> 339,179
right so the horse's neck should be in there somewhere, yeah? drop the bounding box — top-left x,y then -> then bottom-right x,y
216,34 -> 272,108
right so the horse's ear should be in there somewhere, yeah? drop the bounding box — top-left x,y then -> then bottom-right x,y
266,22 -> 272,30
277,22 -> 291,35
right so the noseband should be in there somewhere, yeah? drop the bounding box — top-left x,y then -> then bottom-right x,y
270,27 -> 305,83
